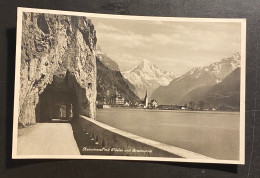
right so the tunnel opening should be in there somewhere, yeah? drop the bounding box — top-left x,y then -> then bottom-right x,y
35,71 -> 89,123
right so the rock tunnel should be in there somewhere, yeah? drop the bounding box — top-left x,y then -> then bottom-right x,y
18,12 -> 97,126
35,71 -> 91,123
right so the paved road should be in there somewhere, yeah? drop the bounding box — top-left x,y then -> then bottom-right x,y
17,123 -> 80,155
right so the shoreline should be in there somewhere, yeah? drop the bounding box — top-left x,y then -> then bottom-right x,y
97,107 -> 240,115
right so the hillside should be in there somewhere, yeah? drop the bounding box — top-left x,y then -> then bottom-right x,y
96,46 -> 120,71
96,58 -> 140,104
202,67 -> 240,110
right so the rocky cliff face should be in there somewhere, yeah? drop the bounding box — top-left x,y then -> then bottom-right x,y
18,12 -> 97,126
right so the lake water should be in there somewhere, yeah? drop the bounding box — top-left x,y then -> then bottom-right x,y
96,108 -> 240,160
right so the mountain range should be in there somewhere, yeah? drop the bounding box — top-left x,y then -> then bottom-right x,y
95,45 -> 240,110
122,59 -> 175,99
150,52 -> 241,110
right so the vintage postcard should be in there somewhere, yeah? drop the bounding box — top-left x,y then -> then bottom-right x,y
12,7 -> 246,164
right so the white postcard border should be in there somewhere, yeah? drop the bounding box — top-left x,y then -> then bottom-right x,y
12,7 -> 246,164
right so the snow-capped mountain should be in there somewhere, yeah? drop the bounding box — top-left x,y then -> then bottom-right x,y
151,52 -> 241,105
122,59 -> 175,98
178,52 -> 240,84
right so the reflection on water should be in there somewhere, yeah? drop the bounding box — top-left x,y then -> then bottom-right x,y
96,108 -> 240,160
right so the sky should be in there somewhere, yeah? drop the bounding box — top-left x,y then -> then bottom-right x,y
90,17 -> 241,76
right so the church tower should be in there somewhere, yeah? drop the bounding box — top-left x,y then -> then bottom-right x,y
144,90 -> 148,108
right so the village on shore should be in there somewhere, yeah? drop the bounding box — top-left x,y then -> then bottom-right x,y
96,91 -> 221,111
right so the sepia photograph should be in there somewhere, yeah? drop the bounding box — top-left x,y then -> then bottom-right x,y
12,7 -> 246,164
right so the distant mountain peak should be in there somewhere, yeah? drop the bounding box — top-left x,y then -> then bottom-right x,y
135,59 -> 154,70
122,59 -> 175,98
141,58 -> 151,64
219,52 -> 240,63
230,52 -> 240,60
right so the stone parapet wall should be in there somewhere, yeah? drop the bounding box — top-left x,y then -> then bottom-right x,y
78,115 -> 212,159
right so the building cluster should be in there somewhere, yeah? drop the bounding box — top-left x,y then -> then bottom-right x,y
96,90 -> 160,109
96,94 -> 131,108
135,90 -> 158,109
108,95 -> 125,105
96,90 -> 220,111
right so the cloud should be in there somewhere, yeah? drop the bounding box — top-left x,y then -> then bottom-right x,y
96,30 -> 150,49
102,51 -> 141,71
92,18 -> 241,75
95,23 -> 120,33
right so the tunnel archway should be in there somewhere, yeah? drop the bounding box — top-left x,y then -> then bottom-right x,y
35,71 -> 90,123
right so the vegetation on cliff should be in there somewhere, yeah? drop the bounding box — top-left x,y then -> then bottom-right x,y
96,57 -> 140,104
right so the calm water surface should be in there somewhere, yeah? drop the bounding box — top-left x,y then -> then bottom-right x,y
96,108 -> 240,160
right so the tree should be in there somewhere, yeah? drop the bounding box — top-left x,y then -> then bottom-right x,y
189,101 -> 195,110
198,100 -> 205,110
